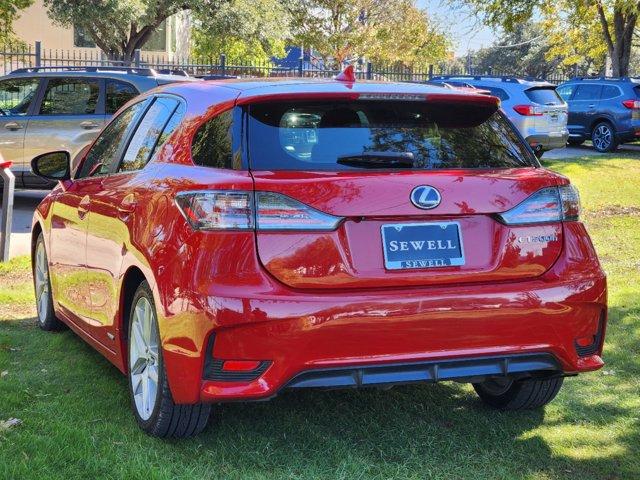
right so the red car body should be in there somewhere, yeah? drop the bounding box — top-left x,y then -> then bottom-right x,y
32,78 -> 606,411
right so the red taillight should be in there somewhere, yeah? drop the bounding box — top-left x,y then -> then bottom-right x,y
622,99 -> 640,109
221,360 -> 262,372
513,104 -> 543,116
497,185 -> 581,225
175,190 -> 343,231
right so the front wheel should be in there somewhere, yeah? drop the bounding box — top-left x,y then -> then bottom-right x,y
128,281 -> 211,438
33,233 -> 64,331
473,376 -> 563,410
592,122 -> 618,152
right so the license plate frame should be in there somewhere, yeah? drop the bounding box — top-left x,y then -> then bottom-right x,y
381,221 -> 465,270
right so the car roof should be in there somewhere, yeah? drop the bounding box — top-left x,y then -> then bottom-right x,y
1,68 -> 198,88
560,76 -> 640,85
431,75 -> 554,89
159,77 -> 498,102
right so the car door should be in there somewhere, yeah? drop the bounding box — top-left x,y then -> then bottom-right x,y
23,76 -> 106,188
84,96 -> 182,345
0,77 -> 42,183
50,100 -> 148,345
566,84 -> 602,137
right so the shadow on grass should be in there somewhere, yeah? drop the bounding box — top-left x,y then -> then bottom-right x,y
1,311 -> 638,479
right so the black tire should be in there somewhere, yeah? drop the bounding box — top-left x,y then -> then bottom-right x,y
473,376 -> 563,410
567,138 -> 584,146
591,121 -> 618,152
33,233 -> 65,331
127,281 -> 211,438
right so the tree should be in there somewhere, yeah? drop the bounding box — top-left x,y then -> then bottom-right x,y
192,0 -> 291,62
0,0 -> 33,48
453,0 -> 639,76
289,0 -> 451,68
44,0 -> 225,61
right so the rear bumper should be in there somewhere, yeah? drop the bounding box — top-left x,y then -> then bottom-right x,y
526,132 -> 569,151
158,222 -> 607,404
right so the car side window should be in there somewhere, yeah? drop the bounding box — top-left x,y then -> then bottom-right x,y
0,78 -> 40,115
191,111 -> 236,169
482,86 -> 509,101
556,84 -> 575,101
76,101 -> 147,179
600,85 -> 621,100
572,84 -> 602,101
39,78 -> 100,115
106,80 -> 139,114
118,97 -> 180,173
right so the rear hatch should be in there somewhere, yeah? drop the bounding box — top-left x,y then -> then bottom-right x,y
525,86 -> 568,135
246,95 -> 564,289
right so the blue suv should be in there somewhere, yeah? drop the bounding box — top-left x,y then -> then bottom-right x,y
557,77 -> 640,152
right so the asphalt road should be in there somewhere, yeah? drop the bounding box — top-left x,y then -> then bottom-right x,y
1,144 -> 638,260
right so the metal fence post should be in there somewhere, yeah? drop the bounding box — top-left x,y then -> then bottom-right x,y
34,41 -> 41,67
366,62 -> 372,80
133,49 -> 141,67
220,54 -> 226,76
428,64 -> 434,80
0,160 -> 15,262
298,56 -> 304,77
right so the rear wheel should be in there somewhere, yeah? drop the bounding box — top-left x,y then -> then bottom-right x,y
473,376 -> 563,410
33,233 -> 64,331
591,122 -> 618,152
128,281 -> 211,438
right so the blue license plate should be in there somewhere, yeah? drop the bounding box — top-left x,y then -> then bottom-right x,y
381,222 -> 465,270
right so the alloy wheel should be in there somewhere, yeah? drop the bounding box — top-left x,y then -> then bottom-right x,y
34,241 -> 50,325
129,296 -> 160,421
593,124 -> 612,151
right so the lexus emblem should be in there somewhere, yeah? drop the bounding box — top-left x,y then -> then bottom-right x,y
410,185 -> 441,210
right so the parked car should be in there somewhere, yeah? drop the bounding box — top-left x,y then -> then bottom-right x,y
556,77 -> 640,152
0,66 -> 196,189
30,73 -> 607,438
430,75 -> 569,157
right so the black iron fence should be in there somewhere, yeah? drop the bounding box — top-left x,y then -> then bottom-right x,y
0,41 -> 623,84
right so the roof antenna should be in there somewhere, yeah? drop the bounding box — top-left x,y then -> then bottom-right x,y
335,64 -> 356,82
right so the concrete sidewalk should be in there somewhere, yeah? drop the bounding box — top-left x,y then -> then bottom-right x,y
0,190 -> 47,259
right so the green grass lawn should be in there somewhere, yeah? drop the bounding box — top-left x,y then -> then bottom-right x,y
1,155 -> 639,480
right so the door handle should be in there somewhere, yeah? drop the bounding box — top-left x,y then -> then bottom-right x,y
117,194 -> 136,219
80,121 -> 99,129
4,122 -> 22,130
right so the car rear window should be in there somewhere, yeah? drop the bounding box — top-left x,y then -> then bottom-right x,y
634,85 -> 640,98
524,87 -> 564,105
247,100 -> 537,171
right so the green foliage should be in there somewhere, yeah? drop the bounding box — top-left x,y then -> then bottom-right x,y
0,0 -> 32,48
289,0 -> 451,68
43,0 -> 225,60
451,0 -> 639,76
192,0 -> 290,62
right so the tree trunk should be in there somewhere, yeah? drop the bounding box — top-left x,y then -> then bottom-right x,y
595,1 -> 638,77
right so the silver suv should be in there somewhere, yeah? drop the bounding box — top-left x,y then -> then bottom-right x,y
431,76 -> 569,157
0,66 -> 195,188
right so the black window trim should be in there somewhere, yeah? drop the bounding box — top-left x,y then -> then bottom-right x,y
113,93 -> 183,174
74,97 -> 151,181
34,76 -> 106,116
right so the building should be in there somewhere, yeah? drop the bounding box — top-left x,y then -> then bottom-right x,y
12,0 -> 192,61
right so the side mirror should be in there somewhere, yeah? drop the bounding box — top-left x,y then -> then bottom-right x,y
31,151 -> 71,182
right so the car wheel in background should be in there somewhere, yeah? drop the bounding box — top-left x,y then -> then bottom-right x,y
33,233 -> 65,331
473,376 -> 564,410
128,281 -> 211,438
591,122 -> 618,152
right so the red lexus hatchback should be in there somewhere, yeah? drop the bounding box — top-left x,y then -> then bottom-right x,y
30,71 -> 607,438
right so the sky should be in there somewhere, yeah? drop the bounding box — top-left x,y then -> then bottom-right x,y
419,0 -> 497,57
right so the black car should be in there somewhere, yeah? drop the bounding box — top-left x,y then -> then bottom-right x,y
557,77 -> 640,152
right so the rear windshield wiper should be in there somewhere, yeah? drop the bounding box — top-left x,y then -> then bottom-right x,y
336,151 -> 415,169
